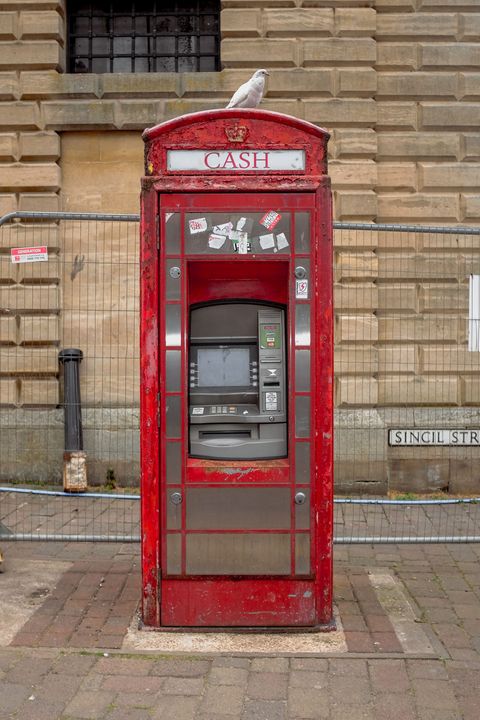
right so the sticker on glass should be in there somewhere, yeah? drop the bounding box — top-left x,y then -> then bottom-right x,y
236,217 -> 254,234
212,221 -> 233,236
189,217 -> 208,234
208,233 -> 226,250
259,233 -> 275,250
230,231 -> 250,254
276,232 -> 289,250
165,213 -> 173,223
260,211 -> 281,231
296,279 -> 309,299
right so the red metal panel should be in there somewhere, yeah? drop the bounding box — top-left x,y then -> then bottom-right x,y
140,186 -> 160,626
161,578 -> 318,627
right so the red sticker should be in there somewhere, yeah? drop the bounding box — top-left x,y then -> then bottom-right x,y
260,211 -> 281,231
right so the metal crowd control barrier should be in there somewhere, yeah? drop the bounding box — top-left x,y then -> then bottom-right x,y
1,211 -> 480,544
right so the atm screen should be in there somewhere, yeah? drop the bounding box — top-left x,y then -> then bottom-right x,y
197,346 -> 251,388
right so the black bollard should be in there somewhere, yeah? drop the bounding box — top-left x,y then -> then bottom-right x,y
59,348 -> 84,451
59,348 -> 87,491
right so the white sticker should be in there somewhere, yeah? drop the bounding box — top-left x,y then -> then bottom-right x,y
238,235 -> 249,254
260,211 -> 281,230
208,233 -> 226,250
276,232 -> 289,250
189,217 -> 208,234
259,233 -> 275,250
192,407 -> 204,415
212,221 -> 233,236
296,279 -> 309,299
236,217 -> 247,231
11,246 -> 48,264
165,213 -> 173,222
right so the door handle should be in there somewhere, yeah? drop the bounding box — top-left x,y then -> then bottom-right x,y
294,492 -> 307,505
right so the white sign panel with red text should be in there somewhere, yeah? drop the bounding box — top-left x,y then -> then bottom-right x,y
167,149 -> 305,172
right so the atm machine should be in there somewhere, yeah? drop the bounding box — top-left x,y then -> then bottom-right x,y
189,303 -> 286,460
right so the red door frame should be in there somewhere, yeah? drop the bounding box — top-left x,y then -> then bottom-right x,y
140,109 -> 333,629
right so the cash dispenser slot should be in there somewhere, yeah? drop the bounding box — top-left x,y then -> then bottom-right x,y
189,302 -> 287,460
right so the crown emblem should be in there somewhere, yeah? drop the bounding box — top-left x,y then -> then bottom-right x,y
225,123 -> 249,143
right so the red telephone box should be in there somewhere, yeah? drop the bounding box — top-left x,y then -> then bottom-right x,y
140,109 -> 333,629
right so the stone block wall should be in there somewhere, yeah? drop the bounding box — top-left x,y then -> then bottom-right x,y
0,1 -> 479,490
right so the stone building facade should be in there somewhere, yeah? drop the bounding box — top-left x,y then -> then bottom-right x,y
0,1 -> 479,492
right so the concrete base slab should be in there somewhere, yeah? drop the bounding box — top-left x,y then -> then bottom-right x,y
0,558 -> 70,646
122,608 -> 347,655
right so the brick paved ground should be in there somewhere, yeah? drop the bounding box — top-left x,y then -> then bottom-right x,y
0,540 -> 479,719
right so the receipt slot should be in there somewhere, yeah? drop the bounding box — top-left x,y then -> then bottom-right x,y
140,109 -> 333,629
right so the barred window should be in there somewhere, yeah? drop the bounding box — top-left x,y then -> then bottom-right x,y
68,1 -> 220,74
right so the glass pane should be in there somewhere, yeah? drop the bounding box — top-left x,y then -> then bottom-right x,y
156,36 -> 175,54
295,349 -> 311,392
92,37 -> 109,54
295,442 -> 310,484
134,57 -> 149,72
186,488 -> 291,530
166,441 -> 182,485
295,489 -> 310,529
295,534 -> 310,575
135,37 -> 148,54
295,213 -> 311,254
135,16 -> 148,34
166,350 -> 181,391
166,395 -> 181,438
91,57 -> 109,73
74,38 -> 89,55
186,534 -> 291,575
113,37 -> 132,54
178,36 -> 197,54
167,489 -> 182,529
178,57 -> 197,72
186,212 -> 291,255
156,57 -> 176,72
92,17 -> 108,33
164,212 -> 181,255
112,57 -> 132,72
166,534 -> 181,575
74,58 -> 89,73
114,16 -> 132,34
199,56 -> 216,71
166,260 -> 182,301
295,396 -> 311,438
200,36 -> 216,53
295,305 -> 311,346
73,17 -> 89,33
165,304 -> 181,346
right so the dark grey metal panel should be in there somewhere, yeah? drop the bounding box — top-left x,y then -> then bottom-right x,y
295,304 -> 311,346
166,533 -> 181,575
166,441 -> 182,485
295,534 -> 310,575
186,533 -> 291,574
295,442 -> 310,484
295,396 -> 311,438
166,395 -> 181,438
295,489 -> 310,529
295,349 -> 310,392
295,213 -> 310,254
166,350 -> 181,391
186,487 -> 291,529
165,304 -> 181,346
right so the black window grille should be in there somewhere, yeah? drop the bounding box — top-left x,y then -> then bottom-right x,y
68,1 -> 220,74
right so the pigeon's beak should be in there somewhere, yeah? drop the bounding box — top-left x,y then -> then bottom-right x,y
265,71 -> 270,76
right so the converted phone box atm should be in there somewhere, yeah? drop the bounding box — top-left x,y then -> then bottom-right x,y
140,109 -> 333,629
